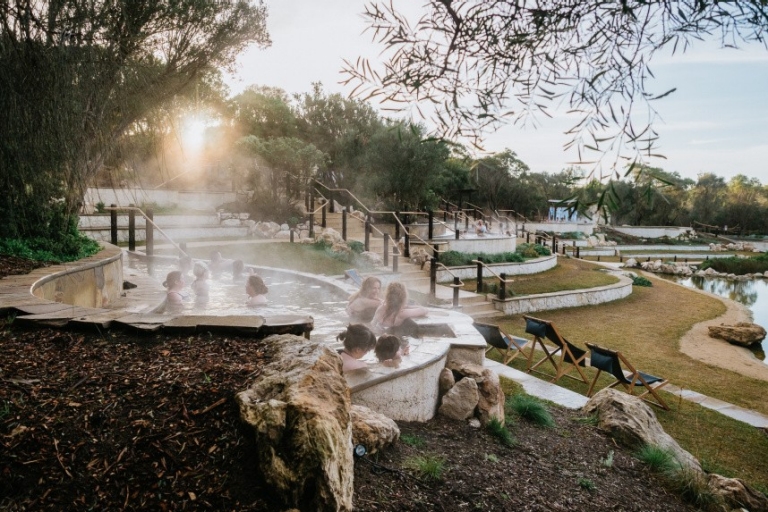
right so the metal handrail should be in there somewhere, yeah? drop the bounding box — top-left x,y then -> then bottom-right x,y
105,206 -> 189,257
470,259 -> 515,284
432,261 -> 464,285
311,180 -> 371,215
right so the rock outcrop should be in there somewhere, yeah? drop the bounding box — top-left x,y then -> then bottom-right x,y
438,362 -> 505,426
350,405 -> 400,456
236,335 -> 354,512
708,322 -> 767,347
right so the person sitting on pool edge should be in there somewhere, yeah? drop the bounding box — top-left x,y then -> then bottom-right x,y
337,324 -> 377,373
346,276 -> 383,323
245,274 -> 269,306
371,282 -> 427,334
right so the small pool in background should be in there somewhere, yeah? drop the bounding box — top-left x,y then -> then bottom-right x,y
123,253 -> 352,342
660,274 -> 768,363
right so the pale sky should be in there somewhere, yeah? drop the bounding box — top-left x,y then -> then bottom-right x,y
223,0 -> 768,184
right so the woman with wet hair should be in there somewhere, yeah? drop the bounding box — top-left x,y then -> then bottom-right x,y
191,262 -> 211,298
245,274 -> 269,306
371,282 -> 427,333
163,270 -> 186,311
337,324 -> 377,372
346,276 -> 383,323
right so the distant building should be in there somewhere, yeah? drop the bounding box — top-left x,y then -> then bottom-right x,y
548,199 -> 578,222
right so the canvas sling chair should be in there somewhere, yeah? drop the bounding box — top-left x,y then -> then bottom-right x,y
473,321 -> 532,365
523,315 -> 590,385
585,342 -> 670,410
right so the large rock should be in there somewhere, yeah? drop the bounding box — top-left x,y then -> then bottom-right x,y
350,405 -> 400,455
438,377 -> 478,421
707,474 -> 768,512
708,322 -> 767,347
444,362 -> 505,426
582,389 -> 701,472
236,335 -> 353,511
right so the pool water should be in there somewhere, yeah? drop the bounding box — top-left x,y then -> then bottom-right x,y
124,254 -> 352,342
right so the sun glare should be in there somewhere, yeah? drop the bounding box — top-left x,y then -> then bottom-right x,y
180,116 -> 214,153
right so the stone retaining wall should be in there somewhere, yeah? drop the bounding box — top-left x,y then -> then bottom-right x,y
493,272 -> 633,315
31,243 -> 124,308
436,254 -> 557,281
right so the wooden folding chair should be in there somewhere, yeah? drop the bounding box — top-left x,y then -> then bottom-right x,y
585,342 -> 670,410
523,315 -> 590,385
474,321 -> 532,365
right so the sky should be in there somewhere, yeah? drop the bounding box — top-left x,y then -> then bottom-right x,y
222,0 -> 768,184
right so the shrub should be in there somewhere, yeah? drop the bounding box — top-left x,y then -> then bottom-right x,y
485,417 -> 517,447
403,454 -> 447,481
439,250 -> 523,267
635,445 -> 680,474
0,233 -> 100,263
699,254 -> 768,275
516,243 -> 551,258
632,275 -> 653,287
95,201 -> 106,213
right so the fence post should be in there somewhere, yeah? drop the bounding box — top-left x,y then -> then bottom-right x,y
321,201 -> 327,228
454,213 -> 460,239
145,208 -> 154,256
403,229 -> 410,258
526,232 -> 530,243
674,254 -> 677,262
128,204 -> 136,252
465,215 -> 469,231
309,193 -> 315,238
393,253 -> 399,273
342,208 -> 347,241
304,186 -> 310,211
453,277 -> 460,308
110,204 -> 118,246
576,246 -> 580,258
383,235 -> 389,267
428,210 -> 434,240
552,234 -> 556,252
429,257 -> 437,297
499,272 -> 506,300
476,261 -> 484,293
290,229 -> 295,243
394,211 -> 401,241
364,214 -> 371,251
329,191 -> 335,213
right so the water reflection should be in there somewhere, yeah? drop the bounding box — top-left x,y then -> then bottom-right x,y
661,275 -> 768,363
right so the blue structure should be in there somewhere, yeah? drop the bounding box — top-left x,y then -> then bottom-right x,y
548,199 -> 578,222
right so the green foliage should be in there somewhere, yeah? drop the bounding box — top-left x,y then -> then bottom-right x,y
244,196 -> 304,226
482,281 -> 515,298
601,450 -> 614,468
400,434 -> 425,447
485,418 -> 517,447
516,243 -> 551,258
0,232 -> 100,263
403,454 -> 447,481
635,445 -> 680,474
484,453 -> 499,463
631,275 -> 653,287
0,400 -> 10,421
699,254 -> 768,276
577,478 -> 596,491
347,240 -> 365,254
666,469 -> 720,509
95,202 -> 106,214
506,394 -> 556,427
439,250 -> 524,267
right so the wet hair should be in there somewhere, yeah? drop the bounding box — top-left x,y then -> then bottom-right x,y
337,324 -> 377,352
193,262 -> 209,279
246,274 -> 269,295
375,334 -> 401,361
381,282 -> 408,324
232,259 -> 244,278
163,270 -> 182,289
348,276 -> 381,302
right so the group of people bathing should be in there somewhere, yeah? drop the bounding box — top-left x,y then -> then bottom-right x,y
161,251 -> 269,310
339,276 -> 428,373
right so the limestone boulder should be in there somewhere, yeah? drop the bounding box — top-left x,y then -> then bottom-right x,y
350,405 -> 399,456
221,218 -> 241,227
236,335 -> 353,512
445,362 -> 505,426
708,322 -> 767,347
316,228 -> 344,246
582,388 -> 701,472
438,377 -> 478,421
359,251 -> 383,267
707,474 -> 768,512
623,258 -> 638,268
438,368 -> 455,396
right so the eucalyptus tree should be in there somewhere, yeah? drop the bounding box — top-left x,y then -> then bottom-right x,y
343,1 -> 768,197
472,149 -> 529,213
0,0 -> 270,243
231,86 -> 298,140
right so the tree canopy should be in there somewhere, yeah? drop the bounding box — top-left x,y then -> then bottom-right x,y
343,1 -> 768,179
0,0 -> 270,244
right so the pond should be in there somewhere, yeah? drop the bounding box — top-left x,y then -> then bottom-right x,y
660,275 -> 768,363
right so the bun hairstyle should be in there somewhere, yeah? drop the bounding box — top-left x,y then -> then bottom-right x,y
337,324 -> 377,352
163,270 -> 182,289
246,274 -> 269,295
375,334 -> 401,361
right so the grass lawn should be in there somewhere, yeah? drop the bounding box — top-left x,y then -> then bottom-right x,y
489,263 -> 768,491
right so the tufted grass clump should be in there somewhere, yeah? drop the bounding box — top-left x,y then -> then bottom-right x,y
635,445 -> 681,474
506,394 -> 556,427
485,417 -> 517,447
400,434 -> 425,447
403,454 -> 447,481
666,468 -> 722,510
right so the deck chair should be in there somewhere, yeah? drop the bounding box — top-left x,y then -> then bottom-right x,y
523,315 -> 590,385
585,342 -> 670,410
344,269 -> 363,288
473,321 -> 532,365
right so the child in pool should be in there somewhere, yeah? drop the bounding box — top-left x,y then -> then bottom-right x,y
337,324 -> 377,373
191,262 -> 210,298
374,334 -> 406,368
